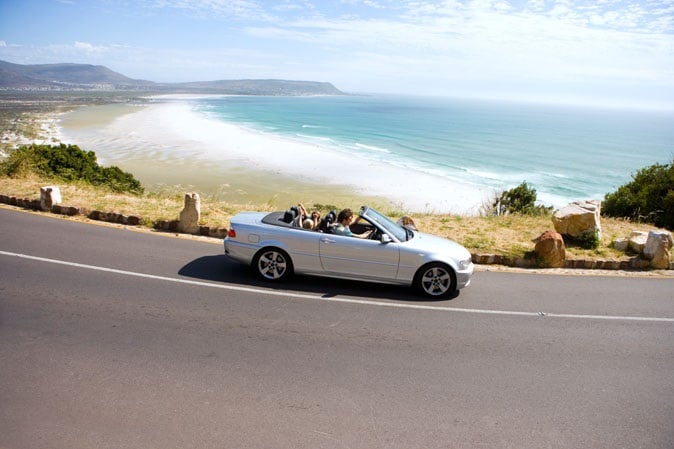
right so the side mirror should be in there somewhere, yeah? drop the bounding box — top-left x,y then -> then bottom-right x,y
380,234 -> 392,244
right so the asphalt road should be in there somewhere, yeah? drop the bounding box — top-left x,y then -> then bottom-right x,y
1,207 -> 673,449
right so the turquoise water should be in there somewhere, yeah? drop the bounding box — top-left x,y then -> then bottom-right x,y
195,95 -> 674,207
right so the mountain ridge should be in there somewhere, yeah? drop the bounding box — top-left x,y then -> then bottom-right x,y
0,60 -> 345,95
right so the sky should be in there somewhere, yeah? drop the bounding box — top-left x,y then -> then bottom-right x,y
1,0 -> 673,109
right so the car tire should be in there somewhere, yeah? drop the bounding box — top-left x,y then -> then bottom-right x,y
253,247 -> 293,281
414,262 -> 457,298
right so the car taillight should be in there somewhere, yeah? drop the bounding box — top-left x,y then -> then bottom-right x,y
228,228 -> 236,238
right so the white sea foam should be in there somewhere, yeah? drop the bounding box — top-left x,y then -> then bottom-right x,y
354,143 -> 391,153
296,133 -> 334,143
61,99 -> 491,214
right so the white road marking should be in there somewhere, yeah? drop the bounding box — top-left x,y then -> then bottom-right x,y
2,250 -> 673,323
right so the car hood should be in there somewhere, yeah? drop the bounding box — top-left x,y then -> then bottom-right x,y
410,232 -> 472,259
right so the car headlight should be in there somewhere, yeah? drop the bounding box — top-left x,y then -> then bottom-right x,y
458,258 -> 472,271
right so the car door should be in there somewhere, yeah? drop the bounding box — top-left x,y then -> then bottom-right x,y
318,233 -> 400,280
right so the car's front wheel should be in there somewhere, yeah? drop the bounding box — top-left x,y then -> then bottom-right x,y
253,247 -> 293,281
414,263 -> 457,298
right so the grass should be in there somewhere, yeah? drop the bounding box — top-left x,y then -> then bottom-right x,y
1,173 -> 664,262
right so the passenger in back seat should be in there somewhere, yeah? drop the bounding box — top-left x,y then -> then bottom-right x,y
294,203 -> 320,230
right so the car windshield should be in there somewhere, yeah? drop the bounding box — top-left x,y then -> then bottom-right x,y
361,206 -> 410,242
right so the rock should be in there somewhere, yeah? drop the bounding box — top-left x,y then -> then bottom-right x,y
533,230 -> 566,268
40,186 -> 62,211
552,200 -> 601,240
629,258 -> 650,269
643,231 -> 673,269
629,231 -> 648,253
126,215 -> 141,226
179,192 -> 201,234
60,206 -> 82,216
612,238 -> 629,252
88,210 -> 103,220
209,228 -> 228,239
473,254 -> 495,265
155,220 -> 180,231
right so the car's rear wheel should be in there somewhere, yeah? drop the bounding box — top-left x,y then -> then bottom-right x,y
253,247 -> 293,281
415,263 -> 457,298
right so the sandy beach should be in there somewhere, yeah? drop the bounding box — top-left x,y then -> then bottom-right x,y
58,96 -> 490,214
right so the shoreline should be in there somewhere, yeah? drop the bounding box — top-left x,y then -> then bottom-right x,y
56,97 -> 491,214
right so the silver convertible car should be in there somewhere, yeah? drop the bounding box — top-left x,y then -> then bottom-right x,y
224,206 -> 474,298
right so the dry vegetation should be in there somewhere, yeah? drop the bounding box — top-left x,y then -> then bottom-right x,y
1,174 -> 662,261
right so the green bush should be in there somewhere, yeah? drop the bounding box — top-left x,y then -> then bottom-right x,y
489,181 -> 553,216
567,229 -> 601,250
1,143 -> 143,194
602,159 -> 674,230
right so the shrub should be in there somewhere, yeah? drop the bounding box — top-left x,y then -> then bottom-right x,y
567,229 -> 601,250
602,159 -> 674,230
1,143 -> 143,194
487,181 -> 553,216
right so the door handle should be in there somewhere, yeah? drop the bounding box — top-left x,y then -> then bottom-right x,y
321,238 -> 336,244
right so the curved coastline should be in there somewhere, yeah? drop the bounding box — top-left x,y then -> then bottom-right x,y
57,95 -> 490,214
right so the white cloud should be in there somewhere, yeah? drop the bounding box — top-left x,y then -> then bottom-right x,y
144,0 -> 272,21
74,41 -> 95,51
227,0 -> 672,106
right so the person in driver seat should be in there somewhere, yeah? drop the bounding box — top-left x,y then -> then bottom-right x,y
334,208 -> 372,239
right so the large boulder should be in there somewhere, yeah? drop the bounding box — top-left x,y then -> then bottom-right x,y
40,186 -> 62,211
612,238 -> 629,252
533,230 -> 566,268
552,200 -> 601,240
629,231 -> 648,253
643,231 -> 673,269
178,192 -> 201,234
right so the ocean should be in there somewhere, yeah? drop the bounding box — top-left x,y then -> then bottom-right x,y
193,94 -> 674,208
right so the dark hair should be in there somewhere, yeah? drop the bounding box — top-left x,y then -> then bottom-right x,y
337,208 -> 353,222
